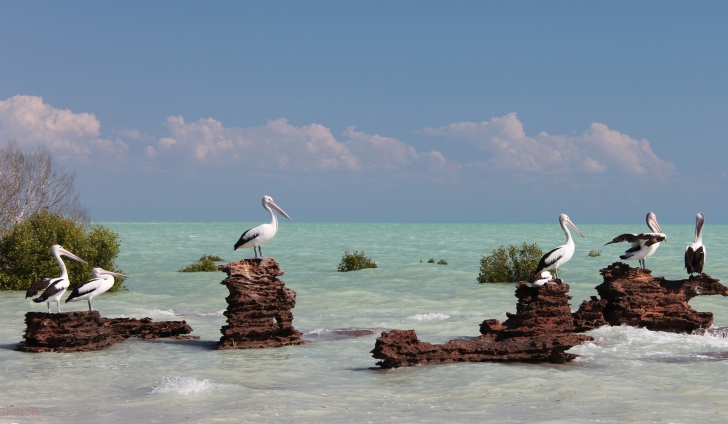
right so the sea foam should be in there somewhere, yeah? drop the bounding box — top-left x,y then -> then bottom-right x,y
407,313 -> 451,321
150,376 -> 212,395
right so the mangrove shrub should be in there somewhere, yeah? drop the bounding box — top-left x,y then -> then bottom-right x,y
179,255 -> 224,272
338,251 -> 378,272
478,243 -> 543,283
0,211 -> 124,291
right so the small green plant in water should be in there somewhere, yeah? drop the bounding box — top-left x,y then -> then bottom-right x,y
338,251 -> 378,272
478,242 -> 543,283
587,249 -> 601,257
179,255 -> 224,272
437,259 -> 448,265
427,258 -> 435,263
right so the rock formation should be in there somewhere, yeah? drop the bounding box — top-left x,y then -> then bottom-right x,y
573,262 -> 728,333
18,311 -> 193,353
217,258 -> 304,349
372,280 -> 593,368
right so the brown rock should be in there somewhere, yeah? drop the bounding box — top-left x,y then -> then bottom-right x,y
217,258 -> 304,349
372,281 -> 593,368
18,311 -> 193,353
572,262 -> 728,333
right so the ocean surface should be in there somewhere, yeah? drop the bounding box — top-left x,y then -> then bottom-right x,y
1,222 -> 728,423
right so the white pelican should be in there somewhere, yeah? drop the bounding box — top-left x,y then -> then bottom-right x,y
66,267 -> 129,312
234,195 -> 292,259
531,270 -> 553,287
25,245 -> 86,313
531,214 -> 585,281
685,212 -> 705,275
605,212 -> 666,270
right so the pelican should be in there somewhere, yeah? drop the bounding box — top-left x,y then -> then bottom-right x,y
531,214 -> 585,281
605,212 -> 666,270
531,270 -> 553,287
25,245 -> 86,313
234,195 -> 292,259
66,267 -> 128,312
685,212 -> 705,275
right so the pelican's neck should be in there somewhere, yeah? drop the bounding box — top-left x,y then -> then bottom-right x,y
266,203 -> 278,231
54,250 -> 69,279
695,218 -> 704,243
561,219 -> 573,244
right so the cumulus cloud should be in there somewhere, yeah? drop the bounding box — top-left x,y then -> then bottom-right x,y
0,95 -> 127,161
425,113 -> 673,175
150,116 -> 453,173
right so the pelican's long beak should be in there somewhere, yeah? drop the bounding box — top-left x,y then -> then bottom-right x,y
567,219 -> 586,238
60,247 -> 87,264
649,216 -> 666,241
99,269 -> 129,279
270,201 -> 292,221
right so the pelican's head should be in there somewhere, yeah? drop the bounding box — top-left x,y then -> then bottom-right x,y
646,212 -> 665,240
559,214 -> 585,238
262,195 -> 292,221
51,244 -> 87,264
696,212 -> 705,225
91,267 -> 129,279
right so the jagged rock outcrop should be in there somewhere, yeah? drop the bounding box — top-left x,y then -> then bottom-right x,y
573,262 -> 728,333
217,258 -> 304,349
18,311 -> 193,353
372,280 -> 593,368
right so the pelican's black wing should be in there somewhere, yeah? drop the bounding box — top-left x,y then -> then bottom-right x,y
66,278 -> 102,302
234,228 -> 259,250
26,278 -> 52,298
685,246 -> 705,274
33,279 -> 65,303
531,246 -> 562,278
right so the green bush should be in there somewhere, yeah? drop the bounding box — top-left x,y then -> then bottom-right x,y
587,249 -> 601,257
338,251 -> 378,272
437,259 -> 448,265
478,243 -> 543,283
179,255 -> 223,272
427,258 -> 435,263
0,211 -> 125,291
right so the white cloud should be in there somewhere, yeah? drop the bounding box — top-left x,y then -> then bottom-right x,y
154,116 -> 454,173
0,95 -> 127,160
425,113 -> 673,175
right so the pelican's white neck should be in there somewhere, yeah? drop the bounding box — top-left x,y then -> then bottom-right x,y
695,217 -> 704,243
561,219 -> 573,244
266,203 -> 278,231
53,249 -> 69,278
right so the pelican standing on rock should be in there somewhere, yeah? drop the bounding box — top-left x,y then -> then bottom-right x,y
234,195 -> 292,259
605,212 -> 666,270
25,244 -> 86,313
685,212 -> 706,275
531,214 -> 585,282
66,267 -> 129,312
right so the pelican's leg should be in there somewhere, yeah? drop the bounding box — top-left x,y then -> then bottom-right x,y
258,246 -> 264,259
88,299 -> 93,312
554,269 -> 559,280
47,302 -> 51,314
57,299 -> 61,313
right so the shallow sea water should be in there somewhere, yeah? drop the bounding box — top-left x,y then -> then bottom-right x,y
1,222 -> 728,423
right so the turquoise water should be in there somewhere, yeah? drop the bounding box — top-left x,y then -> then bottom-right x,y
1,222 -> 728,423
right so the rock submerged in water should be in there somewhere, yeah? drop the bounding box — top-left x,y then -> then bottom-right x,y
572,262 -> 728,333
372,280 -> 593,369
18,311 -> 193,353
217,257 -> 304,349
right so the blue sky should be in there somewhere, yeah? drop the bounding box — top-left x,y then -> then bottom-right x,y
1,1 -> 726,223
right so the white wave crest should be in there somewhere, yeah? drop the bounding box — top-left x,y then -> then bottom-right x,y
407,313 -> 450,321
150,376 -> 211,395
